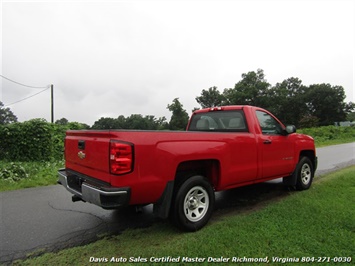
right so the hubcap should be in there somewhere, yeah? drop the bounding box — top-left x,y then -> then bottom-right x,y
184,186 -> 209,222
301,163 -> 311,185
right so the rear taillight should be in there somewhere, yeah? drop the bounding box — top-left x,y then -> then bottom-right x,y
109,140 -> 134,175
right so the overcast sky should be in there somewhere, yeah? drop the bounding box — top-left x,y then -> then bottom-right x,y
1,0 -> 354,126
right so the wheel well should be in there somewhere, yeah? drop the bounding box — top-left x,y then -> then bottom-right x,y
175,160 -> 220,188
299,150 -> 316,168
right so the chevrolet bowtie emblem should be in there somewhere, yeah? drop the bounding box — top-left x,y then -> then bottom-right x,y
78,151 -> 86,159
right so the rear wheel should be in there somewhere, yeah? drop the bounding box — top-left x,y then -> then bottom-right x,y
294,157 -> 314,190
171,175 -> 214,231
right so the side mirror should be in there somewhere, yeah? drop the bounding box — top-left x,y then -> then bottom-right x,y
285,125 -> 296,134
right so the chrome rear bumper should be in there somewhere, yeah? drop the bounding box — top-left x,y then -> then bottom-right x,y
57,169 -> 130,209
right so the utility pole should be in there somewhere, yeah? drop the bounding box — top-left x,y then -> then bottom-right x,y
51,84 -> 54,123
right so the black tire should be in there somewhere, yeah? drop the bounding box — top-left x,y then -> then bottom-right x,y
294,156 -> 314,190
170,175 -> 215,232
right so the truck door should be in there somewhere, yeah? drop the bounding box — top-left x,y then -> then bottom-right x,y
255,110 -> 295,179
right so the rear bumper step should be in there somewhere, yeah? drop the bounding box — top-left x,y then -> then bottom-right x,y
58,169 -> 130,209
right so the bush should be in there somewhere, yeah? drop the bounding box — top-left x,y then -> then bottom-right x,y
0,119 -> 54,161
299,125 -> 355,146
0,119 -> 85,162
0,160 -> 64,189
299,115 -> 319,128
0,162 -> 29,182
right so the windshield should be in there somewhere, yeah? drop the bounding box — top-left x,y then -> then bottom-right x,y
188,110 -> 248,132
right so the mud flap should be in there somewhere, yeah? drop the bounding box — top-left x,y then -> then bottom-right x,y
153,181 -> 174,219
283,173 -> 297,186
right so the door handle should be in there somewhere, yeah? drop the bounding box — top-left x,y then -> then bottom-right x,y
263,140 -> 272,144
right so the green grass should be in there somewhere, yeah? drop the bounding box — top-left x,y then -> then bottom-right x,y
0,160 -> 63,192
14,166 -> 355,265
298,126 -> 355,147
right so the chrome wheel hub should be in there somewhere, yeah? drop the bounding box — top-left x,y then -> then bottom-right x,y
301,163 -> 311,185
183,186 -> 209,222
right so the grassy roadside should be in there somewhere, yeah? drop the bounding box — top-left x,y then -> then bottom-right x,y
314,138 -> 355,147
0,160 -> 63,192
14,166 -> 355,265
298,126 -> 355,147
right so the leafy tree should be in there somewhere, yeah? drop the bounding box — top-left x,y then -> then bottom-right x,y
92,114 -> 168,130
345,102 -> 355,121
116,115 -> 127,128
347,112 -> 355,122
67,122 -> 90,129
0,101 -> 18,125
268,77 -> 308,127
167,98 -> 189,130
223,69 -> 270,107
55,118 -> 89,129
125,114 -> 147,129
195,69 -> 354,127
345,102 -> 355,113
55,118 -> 69,125
305,84 -> 348,126
92,117 -> 120,129
298,115 -> 319,128
156,116 -> 169,130
125,114 -> 166,130
196,86 -> 225,108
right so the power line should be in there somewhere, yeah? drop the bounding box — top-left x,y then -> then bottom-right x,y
4,87 -> 50,107
0,74 -> 54,122
0,74 -> 49,89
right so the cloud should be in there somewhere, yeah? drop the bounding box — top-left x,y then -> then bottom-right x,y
1,0 -> 354,125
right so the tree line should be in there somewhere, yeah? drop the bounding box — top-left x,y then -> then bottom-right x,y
1,69 -> 354,130
196,69 -> 354,128
91,98 -> 189,130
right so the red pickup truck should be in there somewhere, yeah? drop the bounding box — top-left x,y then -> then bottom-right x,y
58,105 -> 317,231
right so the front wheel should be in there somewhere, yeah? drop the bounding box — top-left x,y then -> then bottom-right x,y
294,157 -> 314,190
171,175 -> 215,232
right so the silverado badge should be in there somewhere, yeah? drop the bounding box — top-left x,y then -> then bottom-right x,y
78,151 -> 86,159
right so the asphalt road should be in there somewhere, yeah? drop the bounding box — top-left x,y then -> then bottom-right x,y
1,142 -> 354,264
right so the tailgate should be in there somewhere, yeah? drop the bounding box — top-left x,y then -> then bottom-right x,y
65,131 -> 112,183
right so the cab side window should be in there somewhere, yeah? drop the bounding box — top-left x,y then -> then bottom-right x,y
256,111 -> 283,135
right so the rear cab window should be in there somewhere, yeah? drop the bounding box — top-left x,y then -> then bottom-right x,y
188,110 -> 249,132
